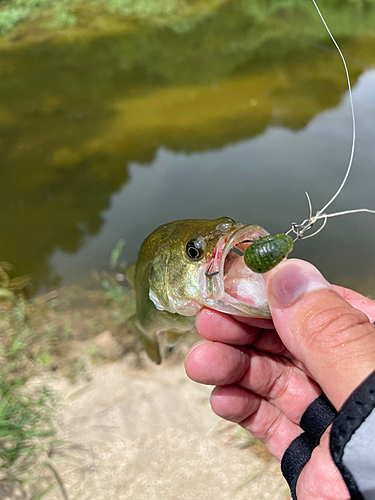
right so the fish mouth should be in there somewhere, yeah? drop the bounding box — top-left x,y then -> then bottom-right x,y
206,224 -> 271,318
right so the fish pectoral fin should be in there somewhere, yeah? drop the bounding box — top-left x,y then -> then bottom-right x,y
165,330 -> 184,347
128,316 -> 161,365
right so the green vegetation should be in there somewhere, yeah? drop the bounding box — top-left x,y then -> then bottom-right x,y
102,240 -> 136,326
0,259 -> 139,496
0,0 -> 48,34
0,8 -> 28,34
47,1 -> 77,30
105,0 -> 183,17
0,0 -> 188,34
0,0 -> 375,36
0,265 -> 60,498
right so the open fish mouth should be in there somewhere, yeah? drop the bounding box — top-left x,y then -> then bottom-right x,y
206,224 -> 271,318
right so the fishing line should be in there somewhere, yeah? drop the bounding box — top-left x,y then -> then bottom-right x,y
285,0 -> 375,241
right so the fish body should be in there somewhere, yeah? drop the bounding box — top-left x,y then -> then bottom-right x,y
131,217 -> 270,363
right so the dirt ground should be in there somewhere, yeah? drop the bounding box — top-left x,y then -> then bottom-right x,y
36,351 -> 291,500
0,282 -> 291,500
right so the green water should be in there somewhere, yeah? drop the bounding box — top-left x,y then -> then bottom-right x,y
1,0 -> 375,295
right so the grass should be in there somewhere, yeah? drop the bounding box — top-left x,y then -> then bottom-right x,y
101,239 -> 136,326
0,0 -> 77,34
0,257 -> 139,496
0,0 -> 52,34
0,0 -> 191,35
105,0 -> 184,17
0,266 -> 65,498
0,8 -> 29,34
0,0 -> 373,38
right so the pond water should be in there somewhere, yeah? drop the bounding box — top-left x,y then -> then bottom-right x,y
1,0 -> 375,296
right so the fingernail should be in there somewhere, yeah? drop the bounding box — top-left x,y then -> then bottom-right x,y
268,259 -> 333,307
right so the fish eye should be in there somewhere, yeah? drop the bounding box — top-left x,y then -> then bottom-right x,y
186,237 -> 206,261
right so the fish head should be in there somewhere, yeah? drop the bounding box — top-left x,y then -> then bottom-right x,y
140,217 -> 271,319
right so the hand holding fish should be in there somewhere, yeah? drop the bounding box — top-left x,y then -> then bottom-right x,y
185,259 -> 375,500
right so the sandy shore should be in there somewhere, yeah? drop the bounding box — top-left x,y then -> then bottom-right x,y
37,353 -> 291,500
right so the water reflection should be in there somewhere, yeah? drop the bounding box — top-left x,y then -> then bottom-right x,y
1,1 -> 375,294
53,68 -> 375,296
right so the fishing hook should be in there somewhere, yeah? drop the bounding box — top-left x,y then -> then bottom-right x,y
205,261 -> 219,278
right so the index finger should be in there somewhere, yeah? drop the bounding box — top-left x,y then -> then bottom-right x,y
333,285 -> 375,323
196,308 -> 264,345
196,308 -> 286,356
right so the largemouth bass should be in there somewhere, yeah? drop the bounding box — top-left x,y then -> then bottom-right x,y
129,217 -> 270,364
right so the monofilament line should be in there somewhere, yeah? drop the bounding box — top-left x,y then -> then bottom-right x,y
310,0 -> 356,215
285,0 -> 375,241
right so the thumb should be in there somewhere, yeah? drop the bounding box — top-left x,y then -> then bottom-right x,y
266,259 -> 375,410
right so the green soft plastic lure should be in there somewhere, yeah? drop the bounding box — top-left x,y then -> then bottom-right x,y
244,234 -> 294,274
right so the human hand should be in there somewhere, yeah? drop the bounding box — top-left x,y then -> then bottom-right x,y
185,259 -> 375,500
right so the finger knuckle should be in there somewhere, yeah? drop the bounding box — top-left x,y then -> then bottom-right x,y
261,412 -> 284,444
300,305 -> 372,353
